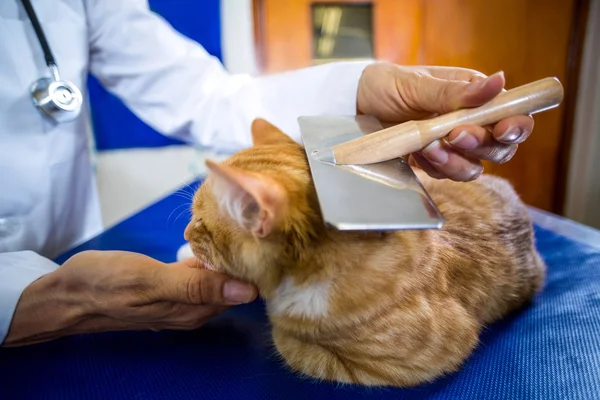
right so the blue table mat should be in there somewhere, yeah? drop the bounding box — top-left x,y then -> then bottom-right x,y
1,180 -> 599,399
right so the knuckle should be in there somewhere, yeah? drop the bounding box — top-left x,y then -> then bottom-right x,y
186,275 -> 204,304
198,272 -> 223,304
438,84 -> 454,112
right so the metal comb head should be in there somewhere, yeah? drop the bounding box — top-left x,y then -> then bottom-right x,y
298,115 -> 444,230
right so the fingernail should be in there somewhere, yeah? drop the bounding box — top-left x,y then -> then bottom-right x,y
224,280 -> 255,304
449,131 -> 479,150
499,126 -> 522,143
423,141 -> 449,165
466,71 -> 504,93
466,78 -> 486,93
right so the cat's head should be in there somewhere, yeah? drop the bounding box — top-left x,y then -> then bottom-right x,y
184,119 -> 325,289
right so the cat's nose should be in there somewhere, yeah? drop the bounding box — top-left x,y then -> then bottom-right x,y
183,221 -> 193,241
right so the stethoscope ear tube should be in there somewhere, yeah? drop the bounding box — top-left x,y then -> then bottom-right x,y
21,0 -> 83,123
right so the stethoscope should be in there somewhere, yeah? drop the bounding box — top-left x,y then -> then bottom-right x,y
21,0 -> 82,123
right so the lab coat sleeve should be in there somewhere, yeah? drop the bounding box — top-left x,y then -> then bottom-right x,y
84,0 -> 373,153
0,251 -> 59,344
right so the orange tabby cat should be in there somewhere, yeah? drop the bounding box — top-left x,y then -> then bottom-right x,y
184,118 -> 546,387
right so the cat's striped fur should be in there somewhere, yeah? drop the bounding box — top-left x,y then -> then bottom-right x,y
184,118 -> 545,387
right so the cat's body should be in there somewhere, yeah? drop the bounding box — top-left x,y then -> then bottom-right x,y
185,119 -> 545,387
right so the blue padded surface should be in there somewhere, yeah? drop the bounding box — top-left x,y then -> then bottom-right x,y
1,180 -> 599,399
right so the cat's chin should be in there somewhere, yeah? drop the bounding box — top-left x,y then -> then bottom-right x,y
199,260 -> 218,271
179,242 -> 220,272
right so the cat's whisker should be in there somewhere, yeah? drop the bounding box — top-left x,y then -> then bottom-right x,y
172,183 -> 198,202
172,207 -> 192,226
166,203 -> 192,227
172,192 -> 195,202
184,182 -> 200,195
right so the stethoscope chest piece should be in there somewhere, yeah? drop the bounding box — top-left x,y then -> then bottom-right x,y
30,65 -> 82,123
21,0 -> 83,123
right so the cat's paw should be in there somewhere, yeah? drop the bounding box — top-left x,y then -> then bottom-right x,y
176,242 -> 194,262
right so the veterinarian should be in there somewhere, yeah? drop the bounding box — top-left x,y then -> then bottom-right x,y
0,0 -> 535,346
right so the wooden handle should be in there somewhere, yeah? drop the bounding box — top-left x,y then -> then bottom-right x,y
331,77 -> 564,165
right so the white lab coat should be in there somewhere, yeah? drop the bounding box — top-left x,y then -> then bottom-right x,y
0,0 -> 370,343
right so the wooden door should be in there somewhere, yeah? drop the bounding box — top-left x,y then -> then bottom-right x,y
253,0 -> 589,213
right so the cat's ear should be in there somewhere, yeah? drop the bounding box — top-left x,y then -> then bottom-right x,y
205,159 -> 287,238
251,118 -> 296,147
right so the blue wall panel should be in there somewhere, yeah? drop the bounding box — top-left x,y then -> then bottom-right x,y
88,0 -> 222,150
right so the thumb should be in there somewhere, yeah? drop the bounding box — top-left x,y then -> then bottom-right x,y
157,264 -> 258,305
416,71 -> 505,115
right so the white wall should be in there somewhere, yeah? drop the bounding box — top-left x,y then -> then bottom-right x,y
96,0 -> 257,228
220,0 -> 258,75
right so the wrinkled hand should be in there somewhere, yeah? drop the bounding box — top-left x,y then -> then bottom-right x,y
4,250 -> 258,346
357,63 -> 534,181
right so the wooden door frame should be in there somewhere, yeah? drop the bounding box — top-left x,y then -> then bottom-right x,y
252,0 -> 267,73
555,0 -> 592,214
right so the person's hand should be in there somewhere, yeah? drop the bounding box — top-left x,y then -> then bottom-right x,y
3,250 -> 258,347
357,62 -> 534,181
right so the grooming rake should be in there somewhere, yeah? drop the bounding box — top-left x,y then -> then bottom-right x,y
297,77 -> 564,230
